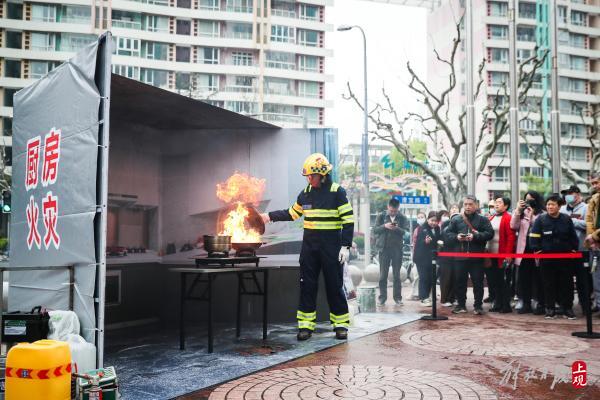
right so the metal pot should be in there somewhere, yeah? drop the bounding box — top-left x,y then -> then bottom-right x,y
203,235 -> 232,253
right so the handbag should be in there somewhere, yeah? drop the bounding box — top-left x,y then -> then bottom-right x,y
461,213 -> 492,267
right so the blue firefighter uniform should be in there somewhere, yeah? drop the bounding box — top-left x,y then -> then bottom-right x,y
269,180 -> 354,332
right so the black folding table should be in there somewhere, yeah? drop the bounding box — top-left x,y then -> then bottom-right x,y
169,261 -> 279,353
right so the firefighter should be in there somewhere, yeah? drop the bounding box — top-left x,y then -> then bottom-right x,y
261,153 -> 354,341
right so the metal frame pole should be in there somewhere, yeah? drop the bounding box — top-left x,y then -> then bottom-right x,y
465,0 -> 476,195
549,0 -> 561,192
96,32 -> 112,368
508,0 -> 520,201
359,26 -> 371,266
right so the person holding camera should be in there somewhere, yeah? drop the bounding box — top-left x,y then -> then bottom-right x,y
511,191 -> 545,314
374,198 -> 409,306
444,195 -> 494,315
413,211 -> 441,306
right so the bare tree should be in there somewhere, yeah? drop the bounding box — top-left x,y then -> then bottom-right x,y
345,15 -> 549,208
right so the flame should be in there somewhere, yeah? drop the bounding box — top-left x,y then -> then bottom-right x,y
220,202 -> 261,243
216,172 -> 266,205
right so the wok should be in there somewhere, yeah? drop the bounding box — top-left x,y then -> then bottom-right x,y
218,203 -> 265,235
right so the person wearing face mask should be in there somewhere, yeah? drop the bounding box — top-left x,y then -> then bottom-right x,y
512,191 -> 546,314
374,198 -> 409,306
530,194 -> 579,319
560,185 -> 590,316
439,208 -> 458,306
487,197 -> 516,313
413,212 -> 442,306
584,173 -> 600,312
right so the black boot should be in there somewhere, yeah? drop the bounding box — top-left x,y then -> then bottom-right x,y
297,329 -> 312,341
533,304 -> 545,315
517,303 -> 532,314
334,328 -> 348,340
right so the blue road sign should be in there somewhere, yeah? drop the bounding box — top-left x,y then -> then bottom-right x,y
393,195 -> 431,207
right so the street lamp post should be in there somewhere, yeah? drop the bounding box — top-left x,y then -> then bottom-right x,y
338,25 -> 371,266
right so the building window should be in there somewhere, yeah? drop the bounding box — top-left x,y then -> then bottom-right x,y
571,11 -> 587,26
518,2 -> 536,19
493,143 -> 508,157
176,19 -> 191,35
144,15 -> 168,33
563,147 -> 587,162
516,48 -> 531,63
228,75 -> 255,92
489,25 -> 507,40
272,0 -> 296,18
3,88 -> 18,107
4,60 -> 21,78
112,10 -> 142,30
6,31 -> 22,49
229,23 -> 252,39
199,21 -> 220,37
199,47 -> 219,64
271,25 -> 295,43
489,2 -> 507,17
142,41 -> 168,60
561,123 -> 586,139
569,33 -> 586,48
299,81 -> 319,98
492,167 -> 509,182
7,3 -> 23,19
195,74 -> 219,92
490,48 -> 507,64
112,65 -> 140,80
62,5 -> 91,24
226,0 -> 253,13
300,4 -> 319,21
177,0 -> 191,9
558,6 -> 567,23
200,0 -> 220,10
59,33 -> 96,52
299,55 -> 318,72
31,4 -> 56,22
519,118 -> 538,133
265,77 -> 294,96
232,51 -> 252,66
489,71 -> 508,86
176,72 -> 191,90
225,101 -> 256,114
300,107 -> 319,125
570,56 -> 587,71
558,30 -> 569,45
141,68 -> 168,88
298,29 -> 318,47
176,46 -> 191,62
116,37 -> 140,57
266,51 -> 295,70
517,26 -> 535,42
2,118 -> 12,137
559,77 -> 586,93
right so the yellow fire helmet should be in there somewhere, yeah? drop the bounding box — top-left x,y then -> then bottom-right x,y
302,153 -> 333,176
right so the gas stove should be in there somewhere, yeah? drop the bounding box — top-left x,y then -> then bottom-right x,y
194,254 -> 262,268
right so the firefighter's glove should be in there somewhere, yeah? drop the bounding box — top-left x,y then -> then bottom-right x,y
338,247 -> 350,264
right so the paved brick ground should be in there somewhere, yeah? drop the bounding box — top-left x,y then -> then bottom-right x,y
401,327 -> 589,357
208,365 -> 498,400
181,285 -> 600,400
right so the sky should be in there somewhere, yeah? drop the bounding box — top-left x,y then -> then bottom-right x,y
325,0 -> 429,148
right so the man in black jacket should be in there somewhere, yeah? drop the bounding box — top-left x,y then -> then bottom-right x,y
530,194 -> 579,319
373,198 -> 409,305
444,195 -> 494,315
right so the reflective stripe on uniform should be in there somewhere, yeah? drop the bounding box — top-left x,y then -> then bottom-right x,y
332,321 -> 350,328
529,233 -> 541,238
330,183 -> 340,192
341,215 -> 355,224
337,203 -> 352,215
288,202 -> 303,220
303,209 -> 339,218
297,310 -> 316,321
304,221 -> 343,230
329,313 -> 350,323
298,321 -> 316,330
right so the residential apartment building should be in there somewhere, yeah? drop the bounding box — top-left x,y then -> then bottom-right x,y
0,0 -> 333,157
428,0 -> 599,200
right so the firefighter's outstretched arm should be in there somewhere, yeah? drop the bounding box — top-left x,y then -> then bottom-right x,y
262,194 -> 303,223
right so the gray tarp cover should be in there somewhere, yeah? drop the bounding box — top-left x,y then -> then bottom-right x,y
9,40 -> 101,341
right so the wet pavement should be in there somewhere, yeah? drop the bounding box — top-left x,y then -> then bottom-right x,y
179,289 -> 600,400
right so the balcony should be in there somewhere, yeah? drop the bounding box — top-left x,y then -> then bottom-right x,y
265,60 -> 296,70
112,20 -> 142,30
272,9 -> 297,18
223,85 -> 256,93
225,6 -> 253,13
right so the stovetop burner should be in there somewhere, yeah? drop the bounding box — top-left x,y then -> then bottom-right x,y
234,249 -> 257,258
207,251 -> 230,258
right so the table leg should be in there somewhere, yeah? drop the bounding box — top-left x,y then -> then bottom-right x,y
263,270 -> 269,341
179,272 -> 186,350
208,274 -> 214,353
236,273 -> 242,338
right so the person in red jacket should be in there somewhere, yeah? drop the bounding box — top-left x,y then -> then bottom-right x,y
487,197 -> 517,312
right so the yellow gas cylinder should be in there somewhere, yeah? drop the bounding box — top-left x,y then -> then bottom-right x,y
5,339 -> 72,400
